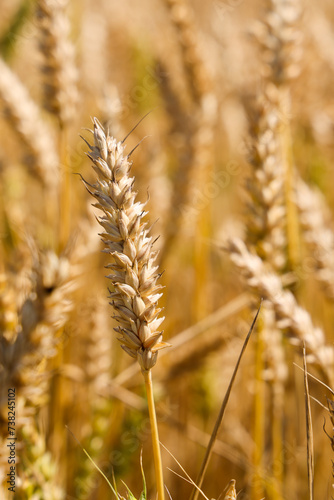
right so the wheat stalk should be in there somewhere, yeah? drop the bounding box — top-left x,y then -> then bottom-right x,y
83,117 -> 169,499
244,80 -> 292,500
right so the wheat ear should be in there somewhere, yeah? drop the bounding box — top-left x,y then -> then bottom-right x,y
0,251 -> 75,415
0,57 -> 58,189
163,0 -> 210,104
251,0 -> 303,269
0,250 -> 76,491
36,0 -> 78,127
245,93 -> 286,271
252,0 -> 302,86
295,178 -> 334,300
83,118 -> 169,499
227,238 -> 334,386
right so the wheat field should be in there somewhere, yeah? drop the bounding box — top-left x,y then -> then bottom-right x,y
1,0 -> 334,499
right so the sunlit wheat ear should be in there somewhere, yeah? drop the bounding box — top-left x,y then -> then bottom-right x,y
83,118 -> 170,371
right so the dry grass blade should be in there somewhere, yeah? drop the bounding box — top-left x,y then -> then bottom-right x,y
294,362 -> 334,397
160,442 -> 209,500
303,343 -> 314,500
191,301 -> 262,500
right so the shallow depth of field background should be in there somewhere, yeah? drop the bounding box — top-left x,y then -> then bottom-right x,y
1,0 -> 334,499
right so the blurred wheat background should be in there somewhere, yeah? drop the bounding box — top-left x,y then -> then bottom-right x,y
1,0 -> 334,498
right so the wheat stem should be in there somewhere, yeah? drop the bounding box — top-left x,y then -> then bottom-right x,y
251,322 -> 265,500
59,126 -> 71,252
279,88 -> 300,270
303,344 -> 314,500
142,369 -> 165,500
